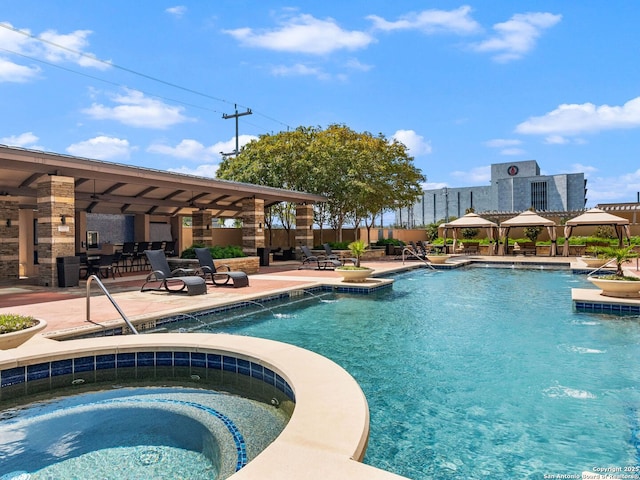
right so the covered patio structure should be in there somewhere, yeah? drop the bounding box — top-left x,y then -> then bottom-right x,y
562,208 -> 631,256
0,145 -> 325,287
499,210 -> 557,256
441,213 -> 499,255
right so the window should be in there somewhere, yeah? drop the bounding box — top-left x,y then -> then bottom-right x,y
531,181 -> 548,211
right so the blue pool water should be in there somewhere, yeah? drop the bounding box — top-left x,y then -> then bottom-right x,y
166,267 -> 640,479
0,387 -> 289,480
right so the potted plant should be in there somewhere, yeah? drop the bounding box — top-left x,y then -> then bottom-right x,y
580,245 -> 613,268
335,240 -> 374,283
426,251 -> 451,264
587,246 -> 640,297
0,313 -> 47,349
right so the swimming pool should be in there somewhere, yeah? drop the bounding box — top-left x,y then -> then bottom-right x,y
161,267 -> 640,479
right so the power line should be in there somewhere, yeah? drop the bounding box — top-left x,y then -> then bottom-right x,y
0,22 -> 292,131
0,47 -> 222,115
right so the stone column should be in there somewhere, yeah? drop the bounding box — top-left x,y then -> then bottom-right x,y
0,198 -> 20,281
295,203 -> 314,247
241,198 -> 265,255
37,176 -> 75,287
192,210 -> 212,246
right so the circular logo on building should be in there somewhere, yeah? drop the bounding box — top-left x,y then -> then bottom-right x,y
507,165 -> 519,176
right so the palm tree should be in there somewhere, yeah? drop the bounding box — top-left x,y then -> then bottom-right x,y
347,240 -> 368,268
601,246 -> 638,277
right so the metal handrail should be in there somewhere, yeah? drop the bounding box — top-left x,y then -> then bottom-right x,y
401,247 -> 437,270
86,275 -> 139,334
587,258 -> 617,277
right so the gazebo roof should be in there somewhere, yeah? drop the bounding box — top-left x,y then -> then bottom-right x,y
442,212 -> 497,228
501,210 -> 556,227
565,208 -> 629,226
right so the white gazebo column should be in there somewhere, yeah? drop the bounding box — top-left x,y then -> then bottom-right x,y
36,176 -> 75,287
241,198 -> 265,255
0,197 -> 20,281
295,203 -> 314,248
192,210 -> 212,247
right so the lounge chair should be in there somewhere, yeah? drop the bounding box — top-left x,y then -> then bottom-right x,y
299,245 -> 341,270
323,243 -> 357,265
194,247 -> 249,288
141,249 -> 207,296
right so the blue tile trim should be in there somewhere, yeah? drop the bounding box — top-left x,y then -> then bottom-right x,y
74,356 -> 95,373
27,362 -> 50,382
136,352 -> 154,367
51,359 -> 72,377
156,351 -> 172,366
1,350 -> 295,402
1,366 -> 25,387
116,353 -> 135,368
574,301 -> 640,315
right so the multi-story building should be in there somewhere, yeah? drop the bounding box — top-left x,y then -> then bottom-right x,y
396,160 -> 587,227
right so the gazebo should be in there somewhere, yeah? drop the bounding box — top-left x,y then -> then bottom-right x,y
562,208 -> 631,256
499,210 -> 557,256
442,213 -> 499,255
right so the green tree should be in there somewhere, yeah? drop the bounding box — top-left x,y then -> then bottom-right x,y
216,124 -> 425,244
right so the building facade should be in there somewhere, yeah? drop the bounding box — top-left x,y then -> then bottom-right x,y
396,160 -> 587,227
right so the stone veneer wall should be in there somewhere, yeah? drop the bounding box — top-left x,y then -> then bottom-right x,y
0,198 -> 19,281
242,198 -> 265,255
36,176 -> 76,287
295,203 -> 314,247
192,210 -> 212,247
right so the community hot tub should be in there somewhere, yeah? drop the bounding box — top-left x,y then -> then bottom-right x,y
0,334 -> 399,480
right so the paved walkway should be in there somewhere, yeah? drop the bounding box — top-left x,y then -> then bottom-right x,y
1,254 -> 635,339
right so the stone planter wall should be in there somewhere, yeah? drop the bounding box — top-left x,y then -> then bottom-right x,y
169,256 -> 260,274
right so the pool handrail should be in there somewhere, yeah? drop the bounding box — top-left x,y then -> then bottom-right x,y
86,274 -> 139,334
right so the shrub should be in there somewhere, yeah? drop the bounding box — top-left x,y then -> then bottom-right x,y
0,314 -> 37,334
374,238 -> 405,247
181,244 -> 246,259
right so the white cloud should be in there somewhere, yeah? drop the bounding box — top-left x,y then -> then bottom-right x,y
344,58 -> 373,72
0,22 -> 109,71
570,163 -> 598,174
223,14 -> 374,55
0,57 -> 40,82
585,168 -> 640,205
516,96 -> 640,136
83,89 -> 191,129
367,6 -> 481,35
451,165 -> 491,184
271,63 -> 328,79
471,12 -> 561,62
484,138 -> 522,148
166,6 -> 187,17
392,130 -> 432,156
423,181 -> 448,190
544,135 -> 569,144
168,164 -> 220,178
500,148 -> 525,156
1,132 -> 39,147
38,29 -> 109,69
148,134 -> 258,161
66,136 -> 134,160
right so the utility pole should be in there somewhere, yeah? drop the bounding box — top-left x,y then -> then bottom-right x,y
221,104 -> 252,157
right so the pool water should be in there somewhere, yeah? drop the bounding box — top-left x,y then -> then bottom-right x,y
166,268 -> 640,479
0,387 -> 289,480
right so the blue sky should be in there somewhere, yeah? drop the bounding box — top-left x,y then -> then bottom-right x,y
1,1 -> 639,207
